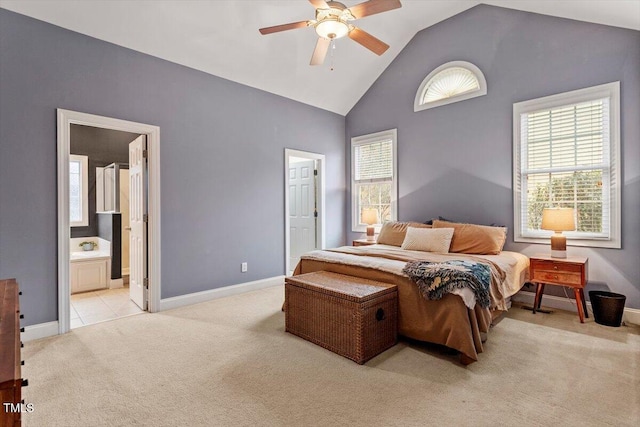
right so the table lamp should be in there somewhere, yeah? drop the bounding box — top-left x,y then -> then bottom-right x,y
361,208 -> 379,242
541,208 -> 575,258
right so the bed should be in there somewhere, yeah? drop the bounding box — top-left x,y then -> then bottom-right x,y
290,220 -> 530,363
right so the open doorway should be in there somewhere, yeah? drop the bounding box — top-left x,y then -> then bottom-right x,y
69,125 -> 143,328
284,149 -> 326,275
57,110 -> 161,335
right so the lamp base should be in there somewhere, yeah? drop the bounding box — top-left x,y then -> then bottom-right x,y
550,249 -> 567,259
550,233 -> 567,258
366,226 -> 375,242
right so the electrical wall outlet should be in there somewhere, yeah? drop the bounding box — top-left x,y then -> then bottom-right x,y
241,262 -> 248,273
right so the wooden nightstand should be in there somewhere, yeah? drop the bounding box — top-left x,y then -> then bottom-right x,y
353,239 -> 376,246
530,255 -> 589,323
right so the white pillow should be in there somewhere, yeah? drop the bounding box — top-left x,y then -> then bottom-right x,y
401,227 -> 454,254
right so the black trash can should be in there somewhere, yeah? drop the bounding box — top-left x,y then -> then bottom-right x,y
589,291 -> 626,327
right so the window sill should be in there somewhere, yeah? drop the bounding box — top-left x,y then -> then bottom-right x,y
514,236 -> 621,249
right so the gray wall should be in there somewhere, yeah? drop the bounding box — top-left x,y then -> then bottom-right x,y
0,9 -> 346,325
70,124 -> 138,238
346,5 -> 640,308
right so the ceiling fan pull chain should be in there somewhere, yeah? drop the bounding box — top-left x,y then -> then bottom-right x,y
330,38 -> 336,71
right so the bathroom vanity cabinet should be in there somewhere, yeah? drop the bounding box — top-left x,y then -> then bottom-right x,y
70,258 -> 109,294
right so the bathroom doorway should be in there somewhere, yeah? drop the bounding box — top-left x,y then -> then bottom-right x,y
57,110 -> 161,334
68,125 -> 142,328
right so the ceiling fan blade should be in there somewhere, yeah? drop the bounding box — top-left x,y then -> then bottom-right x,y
348,0 -> 402,19
348,27 -> 389,55
308,0 -> 330,9
259,21 -> 310,35
310,37 -> 331,65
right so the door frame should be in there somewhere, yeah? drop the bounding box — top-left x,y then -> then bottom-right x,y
284,149 -> 325,275
57,109 -> 161,334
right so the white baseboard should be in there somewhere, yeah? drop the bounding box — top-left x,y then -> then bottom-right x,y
159,275 -> 285,312
22,321 -> 59,342
512,290 -> 640,326
110,278 -> 124,289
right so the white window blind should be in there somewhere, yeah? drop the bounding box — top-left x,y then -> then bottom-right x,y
421,67 -> 480,104
513,82 -> 620,248
414,61 -> 487,112
354,140 -> 393,182
351,129 -> 397,232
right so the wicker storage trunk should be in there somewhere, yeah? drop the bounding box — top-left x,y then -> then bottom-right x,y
285,271 -> 398,364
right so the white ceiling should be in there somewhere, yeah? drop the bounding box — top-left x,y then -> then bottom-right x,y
1,0 -> 638,115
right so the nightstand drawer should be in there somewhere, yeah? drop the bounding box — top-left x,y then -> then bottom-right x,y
532,270 -> 583,286
530,259 -> 583,273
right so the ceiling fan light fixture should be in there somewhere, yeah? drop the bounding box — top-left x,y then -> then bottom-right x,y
259,0 -> 402,65
315,18 -> 349,39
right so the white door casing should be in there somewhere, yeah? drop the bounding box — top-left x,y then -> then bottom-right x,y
289,160 -> 317,269
129,135 -> 147,310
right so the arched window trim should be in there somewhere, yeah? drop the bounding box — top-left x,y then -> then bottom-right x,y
414,61 -> 487,112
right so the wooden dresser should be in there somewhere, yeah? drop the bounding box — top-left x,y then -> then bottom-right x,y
1,278 -> 23,427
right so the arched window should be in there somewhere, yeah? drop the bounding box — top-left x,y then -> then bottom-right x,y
414,61 -> 487,112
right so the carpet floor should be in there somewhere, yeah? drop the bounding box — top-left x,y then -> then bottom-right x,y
21,285 -> 640,426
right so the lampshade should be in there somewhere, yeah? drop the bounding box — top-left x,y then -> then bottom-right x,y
315,18 -> 349,39
361,208 -> 379,225
541,208 -> 575,232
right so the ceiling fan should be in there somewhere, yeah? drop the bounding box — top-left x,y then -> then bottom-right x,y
259,0 -> 402,66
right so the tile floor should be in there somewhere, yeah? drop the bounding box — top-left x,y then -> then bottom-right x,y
70,286 -> 144,328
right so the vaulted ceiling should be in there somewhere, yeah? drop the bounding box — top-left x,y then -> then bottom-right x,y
2,0 -> 638,115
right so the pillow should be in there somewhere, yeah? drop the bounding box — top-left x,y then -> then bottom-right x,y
432,220 -> 507,255
401,227 -> 454,254
423,216 -> 453,226
376,221 -> 432,246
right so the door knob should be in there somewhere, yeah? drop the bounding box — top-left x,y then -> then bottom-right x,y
125,227 -> 132,231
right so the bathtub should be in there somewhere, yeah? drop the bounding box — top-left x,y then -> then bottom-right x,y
70,237 -> 112,294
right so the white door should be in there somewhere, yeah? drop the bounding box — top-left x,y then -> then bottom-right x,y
129,135 -> 147,309
289,160 -> 317,270
120,168 -> 130,276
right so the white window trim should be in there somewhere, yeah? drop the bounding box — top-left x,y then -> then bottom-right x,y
513,81 -> 621,249
414,61 -> 487,112
351,129 -> 398,232
69,154 -> 89,227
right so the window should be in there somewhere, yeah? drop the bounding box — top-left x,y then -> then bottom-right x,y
414,61 -> 487,112
513,82 -> 620,248
69,154 -> 88,227
351,129 -> 397,232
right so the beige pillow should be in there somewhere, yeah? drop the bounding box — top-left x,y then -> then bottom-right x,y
376,221 -> 432,246
432,220 -> 507,255
401,227 -> 454,254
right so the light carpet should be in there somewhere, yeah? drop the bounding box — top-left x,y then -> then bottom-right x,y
22,285 -> 640,426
